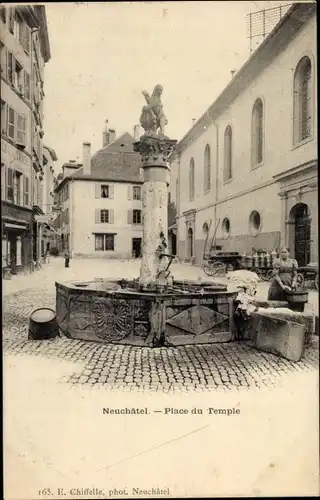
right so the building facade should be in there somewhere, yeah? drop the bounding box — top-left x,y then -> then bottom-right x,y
172,3 -> 317,268
1,5 -> 51,274
42,145 -> 58,252
54,128 -> 144,259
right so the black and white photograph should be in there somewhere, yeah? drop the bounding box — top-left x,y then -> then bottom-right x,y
2,1 -> 318,498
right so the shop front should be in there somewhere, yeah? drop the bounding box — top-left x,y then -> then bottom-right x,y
2,201 -> 33,275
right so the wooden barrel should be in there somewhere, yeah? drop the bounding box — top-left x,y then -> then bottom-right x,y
28,308 -> 59,340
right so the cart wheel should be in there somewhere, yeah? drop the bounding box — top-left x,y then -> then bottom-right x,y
250,268 -> 262,280
297,273 -> 304,289
266,270 -> 274,282
315,273 -> 319,291
261,269 -> 270,281
204,261 -> 226,277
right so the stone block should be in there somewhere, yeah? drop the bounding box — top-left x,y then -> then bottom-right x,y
250,311 -> 306,362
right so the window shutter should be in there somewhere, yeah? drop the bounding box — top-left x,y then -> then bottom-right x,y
127,185 -> 133,200
95,183 -> 100,198
127,209 -> 133,224
0,46 -> 7,80
109,184 -> 114,199
1,164 -> 5,200
16,113 -> 26,146
109,209 -> 114,224
95,209 -> 100,223
7,51 -> 13,83
24,71 -> 30,101
1,102 -> 7,136
8,107 -> 15,140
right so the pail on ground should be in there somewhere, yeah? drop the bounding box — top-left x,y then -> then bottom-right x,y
28,308 -> 59,340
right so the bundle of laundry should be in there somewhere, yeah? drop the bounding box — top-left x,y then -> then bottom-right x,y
227,270 -> 260,297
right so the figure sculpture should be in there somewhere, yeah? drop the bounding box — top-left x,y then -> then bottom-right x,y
139,84 -> 168,136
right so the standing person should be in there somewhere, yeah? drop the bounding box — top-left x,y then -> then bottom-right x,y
64,249 -> 70,268
267,247 -> 298,301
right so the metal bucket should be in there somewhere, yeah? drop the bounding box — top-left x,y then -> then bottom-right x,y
286,290 -> 309,313
28,308 -> 59,340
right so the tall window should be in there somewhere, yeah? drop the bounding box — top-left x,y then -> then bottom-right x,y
7,168 -> 14,202
100,209 -> 109,223
189,158 -> 195,200
13,170 -> 22,205
223,125 -> 232,181
204,144 -> 211,192
95,234 -> 115,251
133,186 -> 141,200
293,56 -> 312,144
251,98 -> 264,167
133,209 -> 142,224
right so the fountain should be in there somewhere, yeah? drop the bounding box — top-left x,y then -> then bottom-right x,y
55,85 -> 238,347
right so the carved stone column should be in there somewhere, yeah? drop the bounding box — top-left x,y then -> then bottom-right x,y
134,135 -> 177,290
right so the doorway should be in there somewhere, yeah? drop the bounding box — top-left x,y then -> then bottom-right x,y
289,203 -> 311,266
187,228 -> 194,259
132,237 -> 142,258
171,232 -> 177,255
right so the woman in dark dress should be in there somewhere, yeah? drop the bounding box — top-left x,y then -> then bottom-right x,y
268,248 -> 298,301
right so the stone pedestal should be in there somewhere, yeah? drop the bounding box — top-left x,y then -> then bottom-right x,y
134,135 -> 177,290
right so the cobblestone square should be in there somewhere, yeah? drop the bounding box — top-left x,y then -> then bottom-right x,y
3,258 -> 319,393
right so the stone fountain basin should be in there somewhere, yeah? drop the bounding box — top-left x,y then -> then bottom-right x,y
56,279 -> 238,347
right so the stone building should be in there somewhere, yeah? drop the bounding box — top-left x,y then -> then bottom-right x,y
171,2 -> 317,268
1,5 -> 51,274
53,126 -> 144,259
42,145 -> 58,252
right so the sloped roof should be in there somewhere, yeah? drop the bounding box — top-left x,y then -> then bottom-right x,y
175,2 -> 316,155
69,132 -> 142,183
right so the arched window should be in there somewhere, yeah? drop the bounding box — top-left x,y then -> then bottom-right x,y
223,126 -> 232,181
204,144 -> 211,192
187,227 -> 194,258
189,158 -> 195,200
293,56 -> 312,144
251,98 -> 264,167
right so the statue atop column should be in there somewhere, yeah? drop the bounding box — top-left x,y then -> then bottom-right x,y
139,84 -> 168,136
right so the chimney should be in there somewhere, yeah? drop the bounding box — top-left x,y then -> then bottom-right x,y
109,128 -> 116,144
102,118 -> 116,147
133,124 -> 141,141
82,142 -> 91,175
192,118 -> 196,126
230,69 -> 236,79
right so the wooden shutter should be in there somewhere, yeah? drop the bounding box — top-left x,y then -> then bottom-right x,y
24,71 -> 30,101
95,209 -> 100,223
1,102 -> 7,136
109,209 -> 114,224
0,46 -> 7,80
8,8 -> 14,33
7,168 -> 13,201
127,209 -> 133,224
16,113 -> 26,146
7,51 -> 13,84
24,26 -> 31,54
1,164 -> 5,200
95,183 -> 100,198
109,184 -> 114,199
8,107 -> 15,140
127,185 -> 133,200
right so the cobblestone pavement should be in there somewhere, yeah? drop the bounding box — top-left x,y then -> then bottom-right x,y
3,286 -> 319,393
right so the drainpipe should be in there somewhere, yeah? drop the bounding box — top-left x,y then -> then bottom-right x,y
177,152 -> 181,259
214,123 -> 219,239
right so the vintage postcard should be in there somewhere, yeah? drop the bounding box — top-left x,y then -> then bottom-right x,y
2,1 -> 319,498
